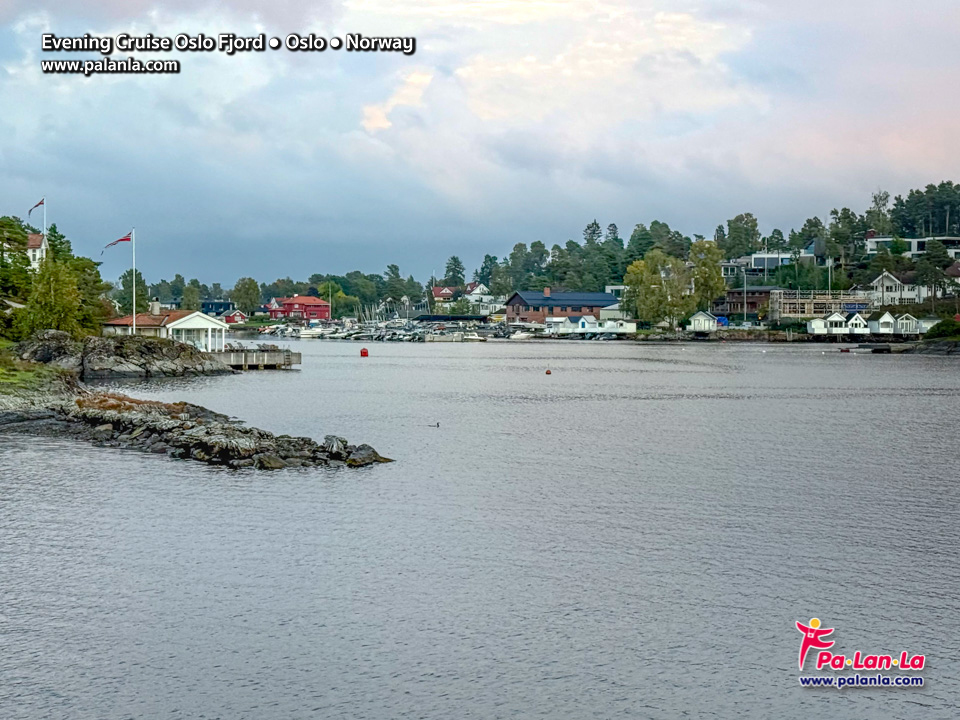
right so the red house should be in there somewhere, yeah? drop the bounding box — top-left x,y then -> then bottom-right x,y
267,295 -> 331,321
220,310 -> 248,324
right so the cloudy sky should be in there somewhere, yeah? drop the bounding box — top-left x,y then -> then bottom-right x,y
2,0 -> 959,285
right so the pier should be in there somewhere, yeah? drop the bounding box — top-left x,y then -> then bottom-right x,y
204,344 -> 301,370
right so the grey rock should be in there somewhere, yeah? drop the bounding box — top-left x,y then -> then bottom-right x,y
253,453 -> 288,470
346,444 -> 390,467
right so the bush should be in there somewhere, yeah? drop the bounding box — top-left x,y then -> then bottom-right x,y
925,318 -> 960,340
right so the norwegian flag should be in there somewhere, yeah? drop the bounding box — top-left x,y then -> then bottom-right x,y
28,198 -> 44,217
102,231 -> 132,255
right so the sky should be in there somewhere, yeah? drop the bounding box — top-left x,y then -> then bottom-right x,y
2,0 -> 960,286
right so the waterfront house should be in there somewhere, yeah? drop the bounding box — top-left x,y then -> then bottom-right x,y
807,317 -> 828,335
267,295 -> 331,322
202,299 -> 236,316
506,288 -> 617,325
867,311 -> 896,335
464,282 -> 503,314
599,319 -> 637,335
220,309 -> 248,324
867,271 -> 928,306
895,313 -> 919,335
845,312 -> 870,335
103,301 -> 228,351
823,312 -> 849,335
686,311 -> 718,333
26,233 -> 48,270
430,286 -> 457,307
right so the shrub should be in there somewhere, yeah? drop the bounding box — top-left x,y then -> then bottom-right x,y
925,318 -> 960,340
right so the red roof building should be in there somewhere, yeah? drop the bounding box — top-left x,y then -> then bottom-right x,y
431,286 -> 457,304
26,233 -> 48,270
267,295 -> 331,321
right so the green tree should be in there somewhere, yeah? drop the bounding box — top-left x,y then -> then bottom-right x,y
622,250 -> 693,326
789,217 -> 825,251
232,277 -> 261,314
68,256 -> 111,332
448,296 -> 472,316
181,284 -> 201,311
116,268 -> 148,315
0,216 -> 33,300
489,264 -> 513,297
625,223 -> 654,265
384,264 -> 407,301
444,256 -> 466,287
688,240 -> 726,311
170,273 -> 186,299
583,220 -> 602,245
474,254 -> 498,286
44,223 -> 73,261
865,190 -> 893,235
16,256 -> 82,337
723,213 -> 761,259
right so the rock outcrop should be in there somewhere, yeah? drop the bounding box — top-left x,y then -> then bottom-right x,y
904,340 -> 960,355
16,331 -> 231,379
0,390 -> 392,470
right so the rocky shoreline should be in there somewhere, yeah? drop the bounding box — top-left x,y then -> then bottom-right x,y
0,384 -> 391,469
15,330 -> 232,379
1,331 -> 391,470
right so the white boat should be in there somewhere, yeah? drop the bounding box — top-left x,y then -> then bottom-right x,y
462,332 -> 486,342
509,331 -> 534,340
298,327 -> 325,338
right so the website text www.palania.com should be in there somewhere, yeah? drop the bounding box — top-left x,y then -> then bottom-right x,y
799,674 -> 924,688
41,57 -> 180,76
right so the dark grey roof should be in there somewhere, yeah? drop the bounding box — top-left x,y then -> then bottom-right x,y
731,285 -> 782,293
506,291 -> 617,307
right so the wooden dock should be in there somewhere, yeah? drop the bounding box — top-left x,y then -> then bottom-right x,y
204,348 -> 301,370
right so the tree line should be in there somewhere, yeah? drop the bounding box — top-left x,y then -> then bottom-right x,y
3,179 -> 957,335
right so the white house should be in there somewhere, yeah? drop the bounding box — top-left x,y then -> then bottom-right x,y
824,312 -> 849,335
464,282 -> 504,315
686,311 -> 718,333
598,319 -> 637,335
867,271 -> 928,306
103,301 -> 228,352
865,235 -> 960,261
895,313 -> 919,335
845,312 -> 870,335
807,317 -> 828,335
917,316 -> 941,334
867,311 -> 896,335
26,233 -> 48,270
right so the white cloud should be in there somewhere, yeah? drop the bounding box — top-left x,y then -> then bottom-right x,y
362,70 -> 432,131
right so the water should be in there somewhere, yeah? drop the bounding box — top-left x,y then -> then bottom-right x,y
2,341 -> 959,719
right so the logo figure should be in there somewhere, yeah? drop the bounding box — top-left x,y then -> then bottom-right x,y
796,617 -> 834,670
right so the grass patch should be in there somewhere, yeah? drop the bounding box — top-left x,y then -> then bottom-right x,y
0,344 -> 64,391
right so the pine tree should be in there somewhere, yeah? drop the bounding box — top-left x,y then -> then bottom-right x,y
17,256 -> 82,337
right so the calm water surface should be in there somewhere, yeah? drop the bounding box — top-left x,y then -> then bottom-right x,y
2,341 -> 959,719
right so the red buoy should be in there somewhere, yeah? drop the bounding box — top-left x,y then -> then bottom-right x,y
545,369 -> 551,375
360,348 -> 369,357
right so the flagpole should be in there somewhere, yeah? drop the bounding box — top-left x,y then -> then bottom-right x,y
132,228 -> 137,335
43,199 -> 47,247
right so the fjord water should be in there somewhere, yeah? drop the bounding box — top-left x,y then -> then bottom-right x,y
2,341 -> 959,719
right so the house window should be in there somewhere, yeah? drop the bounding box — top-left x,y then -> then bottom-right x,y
572,306 -> 582,311
559,306 -> 567,311
533,306 -> 541,311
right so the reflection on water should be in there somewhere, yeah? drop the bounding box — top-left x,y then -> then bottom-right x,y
2,342 -> 959,719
